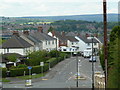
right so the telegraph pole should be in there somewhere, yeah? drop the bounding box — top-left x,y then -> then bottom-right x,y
103,0 -> 108,88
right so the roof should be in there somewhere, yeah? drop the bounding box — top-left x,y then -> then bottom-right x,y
30,32 -> 56,41
66,32 -> 77,36
27,35 -> 42,44
1,35 -> 33,48
54,31 -> 67,41
66,36 -> 79,42
78,35 -> 99,43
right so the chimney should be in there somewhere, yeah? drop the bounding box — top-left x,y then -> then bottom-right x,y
13,31 -> 19,36
38,26 -> 43,33
62,31 -> 65,36
85,33 -> 89,38
23,30 -> 29,35
52,31 -> 55,37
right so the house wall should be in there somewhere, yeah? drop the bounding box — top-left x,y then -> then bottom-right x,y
42,40 -> 56,51
0,47 -> 34,56
67,40 -> 79,48
48,32 -> 59,50
75,36 -> 87,52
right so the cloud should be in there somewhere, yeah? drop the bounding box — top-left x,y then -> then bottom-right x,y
0,0 -> 119,17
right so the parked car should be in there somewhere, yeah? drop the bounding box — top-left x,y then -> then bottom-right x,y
89,56 -> 96,62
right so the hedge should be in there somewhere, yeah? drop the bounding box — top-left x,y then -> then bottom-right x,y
9,63 -> 49,77
8,52 -> 68,77
46,58 -> 57,68
2,68 -> 7,78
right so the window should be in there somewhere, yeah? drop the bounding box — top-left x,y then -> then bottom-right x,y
87,43 -> 90,46
94,43 -> 97,45
52,41 -> 54,44
46,41 -> 47,45
7,48 -> 9,53
49,41 -> 50,45
72,42 -> 74,45
63,49 -> 66,51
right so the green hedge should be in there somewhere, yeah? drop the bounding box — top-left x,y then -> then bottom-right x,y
2,68 -> 7,78
46,58 -> 57,68
8,52 -> 69,77
9,63 -> 49,77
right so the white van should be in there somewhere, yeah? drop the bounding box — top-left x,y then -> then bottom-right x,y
83,50 -> 92,58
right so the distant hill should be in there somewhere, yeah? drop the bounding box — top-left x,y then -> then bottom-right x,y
20,13 -> 118,22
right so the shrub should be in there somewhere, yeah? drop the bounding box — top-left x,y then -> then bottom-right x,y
17,64 -> 27,68
46,58 -> 57,68
10,68 -> 28,77
2,68 -> 7,78
48,50 -> 60,57
9,64 -> 49,77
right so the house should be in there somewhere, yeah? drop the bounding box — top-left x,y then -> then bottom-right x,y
0,35 -> 33,55
62,36 -> 79,52
20,31 -> 42,51
48,31 -> 67,50
75,35 -> 99,53
48,31 -> 79,52
30,27 -> 57,51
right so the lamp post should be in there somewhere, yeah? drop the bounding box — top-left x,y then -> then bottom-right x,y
74,51 -> 79,88
91,36 -> 94,90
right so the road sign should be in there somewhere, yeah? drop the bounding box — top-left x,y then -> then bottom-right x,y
40,62 -> 44,66
28,66 -> 32,69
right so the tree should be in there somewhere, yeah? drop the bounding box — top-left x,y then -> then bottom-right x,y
48,26 -> 54,32
107,26 -> 120,88
7,54 -> 17,62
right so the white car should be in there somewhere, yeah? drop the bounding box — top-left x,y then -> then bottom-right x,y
89,56 -> 96,62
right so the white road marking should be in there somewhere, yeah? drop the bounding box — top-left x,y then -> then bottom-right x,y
66,76 -> 72,83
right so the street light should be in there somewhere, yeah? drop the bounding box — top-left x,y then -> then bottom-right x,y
91,36 -> 94,90
74,50 -> 79,88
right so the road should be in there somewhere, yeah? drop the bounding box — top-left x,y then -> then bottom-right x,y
3,56 -> 103,88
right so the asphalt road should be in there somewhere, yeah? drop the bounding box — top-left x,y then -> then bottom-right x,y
3,56 -> 104,88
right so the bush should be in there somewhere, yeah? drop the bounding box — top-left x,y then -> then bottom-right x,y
10,68 -> 28,77
46,58 -> 57,68
48,50 -> 60,57
2,68 -> 7,78
17,64 -> 27,68
9,63 -> 49,77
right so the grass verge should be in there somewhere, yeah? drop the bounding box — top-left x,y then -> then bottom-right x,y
1,78 -> 11,82
16,73 -> 46,80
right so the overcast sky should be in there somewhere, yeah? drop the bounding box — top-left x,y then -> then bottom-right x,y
0,0 -> 119,17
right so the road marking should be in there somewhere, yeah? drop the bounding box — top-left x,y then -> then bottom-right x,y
66,76 -> 72,83
42,79 -> 48,80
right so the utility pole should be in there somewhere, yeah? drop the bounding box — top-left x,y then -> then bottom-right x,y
92,36 -> 94,90
103,0 -> 108,89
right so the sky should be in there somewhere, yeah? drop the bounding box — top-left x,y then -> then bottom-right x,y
0,0 -> 119,17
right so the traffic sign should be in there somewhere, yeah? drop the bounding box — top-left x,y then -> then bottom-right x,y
28,66 -> 32,69
40,62 -> 44,66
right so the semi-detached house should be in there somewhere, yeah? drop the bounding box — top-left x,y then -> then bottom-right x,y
0,35 -> 33,55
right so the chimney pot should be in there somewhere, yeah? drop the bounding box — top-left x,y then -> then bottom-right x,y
38,26 -> 43,33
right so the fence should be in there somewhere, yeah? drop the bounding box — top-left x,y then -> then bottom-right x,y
94,71 -> 105,89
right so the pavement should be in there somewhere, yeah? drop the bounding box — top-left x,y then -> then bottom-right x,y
2,56 -> 104,88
